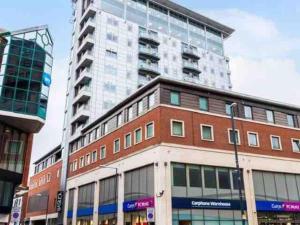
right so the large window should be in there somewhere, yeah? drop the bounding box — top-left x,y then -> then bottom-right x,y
126,0 -> 147,26
102,0 -> 124,18
99,176 -> 118,205
172,163 -> 187,187
189,165 -> 201,188
253,171 -> 300,201
68,189 -> 75,211
78,183 -> 94,209
124,165 -> 154,201
204,167 -> 217,189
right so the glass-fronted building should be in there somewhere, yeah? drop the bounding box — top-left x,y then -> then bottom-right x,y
0,26 -> 53,223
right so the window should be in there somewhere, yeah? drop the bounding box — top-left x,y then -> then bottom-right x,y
100,146 -> 106,159
271,135 -> 282,150
266,110 -> 275,123
170,91 -> 180,106
73,160 -> 78,171
148,93 -> 155,108
117,113 -> 122,127
204,167 -> 216,188
199,97 -> 208,111
225,103 -> 232,116
172,164 -> 186,186
248,132 -> 259,147
171,120 -> 184,137
105,50 -> 117,59
85,153 -> 90,165
145,122 -> 154,139
201,125 -> 214,141
244,106 -> 253,119
218,168 -> 230,189
124,133 -> 132,149
114,139 -> 120,153
46,173 -> 51,183
228,129 -> 240,145
189,165 -> 201,187
106,32 -> 118,42
137,100 -> 143,115
127,106 -> 133,121
134,128 -> 142,144
292,139 -> 300,152
287,114 -> 295,127
101,122 -> 108,136
91,151 -> 97,163
79,157 -> 84,168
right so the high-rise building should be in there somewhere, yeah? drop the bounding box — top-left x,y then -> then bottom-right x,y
0,26 -> 53,224
60,1 -> 235,213
57,77 -> 300,225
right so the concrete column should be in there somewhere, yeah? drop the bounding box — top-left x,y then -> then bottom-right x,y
244,168 -> 258,225
117,172 -> 124,225
154,149 -> 172,225
63,190 -> 69,225
72,187 -> 79,225
93,181 -> 100,225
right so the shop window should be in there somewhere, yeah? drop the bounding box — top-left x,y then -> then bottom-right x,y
204,167 -> 216,189
78,183 -> 94,209
271,135 -> 282,150
218,168 -> 230,189
189,165 -> 201,188
99,176 -> 118,205
113,139 -> 120,153
145,122 -> 154,139
201,124 -> 214,141
171,120 -> 184,137
172,164 -> 186,187
170,91 -> 180,106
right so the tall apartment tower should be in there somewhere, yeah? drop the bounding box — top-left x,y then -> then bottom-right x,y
59,0 -> 234,214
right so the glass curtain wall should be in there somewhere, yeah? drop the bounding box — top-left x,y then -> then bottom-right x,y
0,28 -> 53,119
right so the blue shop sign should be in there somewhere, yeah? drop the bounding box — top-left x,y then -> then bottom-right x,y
42,72 -> 52,87
99,203 -> 117,215
256,200 -> 300,212
77,207 -> 93,217
172,197 -> 246,210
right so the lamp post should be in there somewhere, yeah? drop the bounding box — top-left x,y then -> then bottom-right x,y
99,165 -> 118,225
36,193 -> 49,225
230,103 -> 246,225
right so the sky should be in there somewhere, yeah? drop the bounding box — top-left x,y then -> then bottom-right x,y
1,0 -> 300,172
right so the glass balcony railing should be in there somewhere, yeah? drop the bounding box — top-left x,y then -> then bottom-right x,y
183,61 -> 199,69
139,46 -> 159,57
182,46 -> 200,58
138,62 -> 160,74
139,31 -> 159,44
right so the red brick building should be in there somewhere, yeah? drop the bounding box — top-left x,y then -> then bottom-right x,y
28,78 -> 300,225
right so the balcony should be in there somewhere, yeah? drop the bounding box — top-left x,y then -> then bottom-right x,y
139,31 -> 160,46
138,46 -> 160,61
80,5 -> 96,25
71,105 -> 89,123
77,50 -> 93,70
73,86 -> 91,104
182,61 -> 201,74
182,46 -> 200,60
138,62 -> 160,77
183,74 -> 200,84
75,68 -> 92,87
77,34 -> 94,56
79,17 -> 96,40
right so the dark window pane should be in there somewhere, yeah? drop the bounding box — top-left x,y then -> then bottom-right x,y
173,164 -> 186,187
189,166 -> 202,187
218,168 -> 231,189
204,167 -> 216,188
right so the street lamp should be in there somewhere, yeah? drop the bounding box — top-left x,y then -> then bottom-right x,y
230,103 -> 246,225
36,193 -> 49,225
99,165 -> 118,225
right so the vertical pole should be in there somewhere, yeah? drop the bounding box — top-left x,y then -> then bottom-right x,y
230,104 -> 246,225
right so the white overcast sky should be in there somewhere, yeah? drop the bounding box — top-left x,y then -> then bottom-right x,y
30,7 -> 300,174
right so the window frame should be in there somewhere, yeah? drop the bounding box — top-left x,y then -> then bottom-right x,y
244,105 -> 253,120
134,127 -> 143,145
199,96 -> 209,111
266,110 -> 275,124
137,100 -> 143,115
124,132 -> 132,149
291,138 -> 300,153
287,114 -> 295,127
85,153 -> 91,165
113,138 -> 121,153
100,145 -> 106,159
170,91 -> 180,106
148,93 -> 155,108
247,131 -> 260,148
73,159 -> 78,171
91,150 -> 97,163
200,124 -> 214,141
170,119 -> 185,137
270,135 -> 282,151
79,156 -> 84,168
145,121 -> 155,140
228,128 -> 241,145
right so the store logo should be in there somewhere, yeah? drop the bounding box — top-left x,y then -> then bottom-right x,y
42,73 -> 52,87
123,197 -> 155,212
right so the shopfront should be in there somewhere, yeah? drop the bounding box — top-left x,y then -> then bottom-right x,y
172,197 -> 246,225
123,197 -> 155,225
76,183 -> 95,225
256,201 -> 300,225
253,171 -> 300,225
